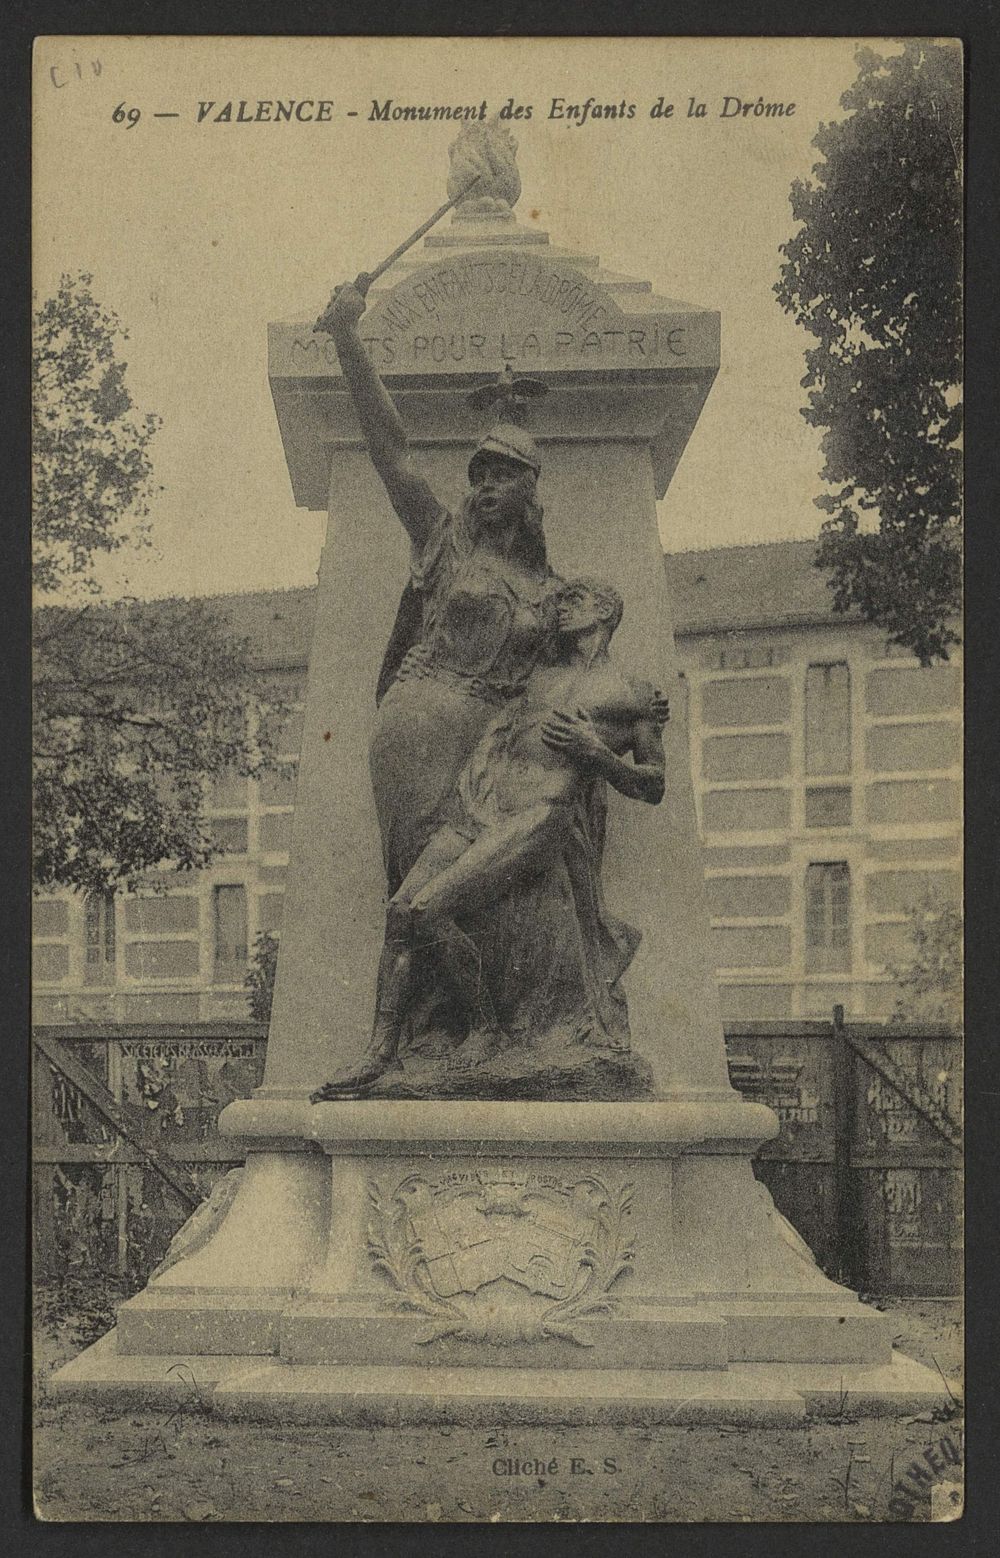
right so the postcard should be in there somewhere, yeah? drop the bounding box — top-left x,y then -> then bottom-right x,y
32,35 -> 963,1523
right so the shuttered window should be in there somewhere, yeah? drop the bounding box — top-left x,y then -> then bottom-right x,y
83,891 -> 116,985
213,885 -> 248,984
805,862 -> 851,974
805,663 -> 851,776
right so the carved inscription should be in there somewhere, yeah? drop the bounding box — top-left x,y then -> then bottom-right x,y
375,256 -> 617,333
289,254 -> 694,369
292,323 -> 687,369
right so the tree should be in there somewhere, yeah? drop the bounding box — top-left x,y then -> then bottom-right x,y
33,273 -> 161,599
33,275 -> 291,894
887,889 -> 963,1027
34,599 -> 292,894
245,932 -> 279,1024
775,42 -> 962,665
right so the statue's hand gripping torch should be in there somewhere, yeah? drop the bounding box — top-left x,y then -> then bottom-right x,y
315,174 -> 482,338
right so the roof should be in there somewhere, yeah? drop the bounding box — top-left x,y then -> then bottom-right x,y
36,542 -> 843,668
666,539 -> 845,635
188,541 -> 845,655
189,587 -> 318,667
35,586 -> 319,672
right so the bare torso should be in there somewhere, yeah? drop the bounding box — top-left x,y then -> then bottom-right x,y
491,660 -> 653,813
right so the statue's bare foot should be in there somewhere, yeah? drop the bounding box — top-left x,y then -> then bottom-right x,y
310,1043 -> 400,1101
445,1032 -> 503,1073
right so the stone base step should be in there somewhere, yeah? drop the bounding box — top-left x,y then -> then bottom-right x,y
716,1304 -> 890,1364
115,1289 -> 892,1367
44,1331 -> 260,1408
116,1289 -> 287,1357
49,1331 -> 947,1426
279,1302 -> 729,1370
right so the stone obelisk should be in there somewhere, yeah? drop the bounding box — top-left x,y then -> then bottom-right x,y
54,129 -> 944,1421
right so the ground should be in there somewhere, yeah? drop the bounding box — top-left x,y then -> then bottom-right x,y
32,1282 -> 963,1524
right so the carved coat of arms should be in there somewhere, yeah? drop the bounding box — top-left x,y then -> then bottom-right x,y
367,1171 -> 635,1346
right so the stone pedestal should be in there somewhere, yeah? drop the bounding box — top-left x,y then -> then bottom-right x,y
55,1099 -> 942,1422
51,183 -> 945,1424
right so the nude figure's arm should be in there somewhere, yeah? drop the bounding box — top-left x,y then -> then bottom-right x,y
619,715 -> 667,804
540,704 -> 666,805
315,278 -> 440,547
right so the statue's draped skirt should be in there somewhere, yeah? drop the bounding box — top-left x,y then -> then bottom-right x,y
370,671 -> 498,892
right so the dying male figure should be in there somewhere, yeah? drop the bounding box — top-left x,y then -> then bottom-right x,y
313,577 -> 667,1098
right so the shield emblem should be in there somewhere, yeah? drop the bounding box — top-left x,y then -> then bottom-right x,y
400,1178 -> 598,1300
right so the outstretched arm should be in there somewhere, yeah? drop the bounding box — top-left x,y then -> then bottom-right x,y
315,278 -> 440,547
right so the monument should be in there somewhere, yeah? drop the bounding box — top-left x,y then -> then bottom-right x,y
53,123 -> 945,1423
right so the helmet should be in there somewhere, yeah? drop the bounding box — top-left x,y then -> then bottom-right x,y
468,422 -> 540,480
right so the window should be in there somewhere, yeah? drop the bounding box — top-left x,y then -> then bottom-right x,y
257,891 -> 285,934
805,663 -> 851,776
209,769 -> 248,808
804,786 -> 852,829
805,863 -> 851,974
259,813 -> 292,853
84,891 -> 116,985
210,817 -> 249,855
213,885 -> 248,984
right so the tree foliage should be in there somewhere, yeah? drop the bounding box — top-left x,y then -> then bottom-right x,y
34,600 -> 291,894
33,273 -> 161,598
33,273 -> 292,894
887,889 -> 963,1027
775,42 -> 962,664
245,932 -> 280,1024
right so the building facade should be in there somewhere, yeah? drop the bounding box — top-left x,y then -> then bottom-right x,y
33,541 -> 962,1027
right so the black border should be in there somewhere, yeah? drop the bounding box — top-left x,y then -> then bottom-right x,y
6,3 -> 998,1555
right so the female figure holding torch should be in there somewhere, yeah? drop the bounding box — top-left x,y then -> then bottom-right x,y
315,278 -> 562,1084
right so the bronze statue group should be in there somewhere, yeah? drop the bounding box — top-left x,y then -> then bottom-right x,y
312,280 -> 667,1101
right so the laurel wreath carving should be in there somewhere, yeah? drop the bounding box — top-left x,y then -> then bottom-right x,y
366,1175 -> 635,1348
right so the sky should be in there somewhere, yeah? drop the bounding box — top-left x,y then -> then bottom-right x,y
33,35 -> 874,601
